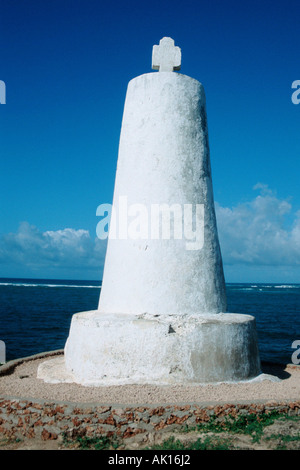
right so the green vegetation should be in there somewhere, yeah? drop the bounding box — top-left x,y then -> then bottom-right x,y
147,412 -> 300,450
61,413 -> 300,450
195,410 -> 283,443
62,433 -> 120,450
266,432 -> 300,450
145,435 -> 232,450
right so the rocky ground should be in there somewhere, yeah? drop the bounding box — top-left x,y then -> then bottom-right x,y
1,414 -> 300,450
0,352 -> 299,451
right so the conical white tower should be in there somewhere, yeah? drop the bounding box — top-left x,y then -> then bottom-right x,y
38,38 -> 261,386
98,38 -> 227,318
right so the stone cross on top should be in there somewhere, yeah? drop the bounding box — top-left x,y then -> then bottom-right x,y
152,37 -> 181,72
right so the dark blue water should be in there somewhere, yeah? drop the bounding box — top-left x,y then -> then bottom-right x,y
227,283 -> 300,365
0,278 -> 299,364
0,279 -> 101,362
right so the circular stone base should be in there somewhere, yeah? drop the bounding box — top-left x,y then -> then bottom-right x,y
38,311 -> 261,386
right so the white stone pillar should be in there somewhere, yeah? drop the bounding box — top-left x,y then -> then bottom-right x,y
98,71 -> 227,316
37,38 -> 262,386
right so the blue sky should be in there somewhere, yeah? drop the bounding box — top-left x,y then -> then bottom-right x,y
0,0 -> 300,282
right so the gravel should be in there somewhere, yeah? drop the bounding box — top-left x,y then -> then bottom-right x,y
0,351 -> 299,405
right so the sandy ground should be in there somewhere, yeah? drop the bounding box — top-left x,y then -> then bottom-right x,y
1,352 -> 300,450
0,351 -> 299,405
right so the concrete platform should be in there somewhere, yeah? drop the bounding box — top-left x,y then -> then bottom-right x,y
37,311 -> 262,386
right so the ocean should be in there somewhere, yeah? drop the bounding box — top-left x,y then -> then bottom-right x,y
0,278 -> 299,365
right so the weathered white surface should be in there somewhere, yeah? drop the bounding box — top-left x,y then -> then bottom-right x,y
37,354 -> 278,386
98,71 -> 227,316
37,356 -> 76,384
152,37 -> 181,71
38,39 -> 261,386
60,311 -> 261,386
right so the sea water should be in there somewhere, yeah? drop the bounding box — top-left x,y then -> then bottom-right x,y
0,278 -> 299,364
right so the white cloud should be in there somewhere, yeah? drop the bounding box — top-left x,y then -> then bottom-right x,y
0,184 -> 299,281
216,184 -> 300,267
0,222 -> 107,274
